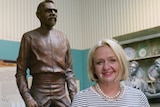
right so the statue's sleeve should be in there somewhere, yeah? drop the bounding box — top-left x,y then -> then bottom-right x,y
15,34 -> 34,103
65,38 -> 77,102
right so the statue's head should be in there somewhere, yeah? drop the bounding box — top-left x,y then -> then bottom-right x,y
153,58 -> 160,78
150,58 -> 160,79
155,58 -> 160,74
129,61 -> 139,76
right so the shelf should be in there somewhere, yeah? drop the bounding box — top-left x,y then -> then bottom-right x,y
113,26 -> 160,82
113,26 -> 160,45
130,54 -> 160,61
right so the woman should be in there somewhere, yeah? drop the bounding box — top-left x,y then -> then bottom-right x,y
71,39 -> 150,107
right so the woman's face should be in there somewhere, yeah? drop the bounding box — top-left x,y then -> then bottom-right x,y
93,45 -> 120,83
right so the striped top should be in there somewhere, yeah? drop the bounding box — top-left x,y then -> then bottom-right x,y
71,85 -> 150,107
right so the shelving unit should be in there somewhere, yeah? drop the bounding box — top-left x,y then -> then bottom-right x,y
131,54 -> 160,61
113,26 -> 160,83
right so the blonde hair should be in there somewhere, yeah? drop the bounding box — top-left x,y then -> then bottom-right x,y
88,39 -> 129,82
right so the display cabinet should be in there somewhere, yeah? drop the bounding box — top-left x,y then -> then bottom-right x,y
113,26 -> 160,87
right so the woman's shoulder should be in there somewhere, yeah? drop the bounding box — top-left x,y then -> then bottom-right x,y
74,86 -> 98,99
123,85 -> 150,106
124,84 -> 145,95
76,87 -> 93,95
71,87 -> 94,106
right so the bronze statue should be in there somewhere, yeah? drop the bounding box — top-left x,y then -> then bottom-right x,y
15,0 -> 77,107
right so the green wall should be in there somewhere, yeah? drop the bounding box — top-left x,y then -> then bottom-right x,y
72,49 -> 94,90
0,40 -> 94,90
0,40 -> 20,60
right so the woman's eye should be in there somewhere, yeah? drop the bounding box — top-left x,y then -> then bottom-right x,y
96,61 -> 103,65
110,59 -> 116,62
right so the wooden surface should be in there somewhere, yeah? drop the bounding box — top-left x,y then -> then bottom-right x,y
0,60 -> 16,67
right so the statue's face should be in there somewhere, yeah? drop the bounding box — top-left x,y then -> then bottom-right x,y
150,65 -> 160,78
37,2 -> 58,28
129,63 -> 138,76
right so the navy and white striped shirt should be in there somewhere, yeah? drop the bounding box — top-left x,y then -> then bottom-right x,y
71,85 -> 150,107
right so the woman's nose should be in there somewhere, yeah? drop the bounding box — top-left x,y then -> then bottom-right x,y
103,61 -> 111,70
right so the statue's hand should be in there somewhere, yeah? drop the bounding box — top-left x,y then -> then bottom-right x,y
26,98 -> 39,107
145,92 -> 152,96
145,92 -> 153,99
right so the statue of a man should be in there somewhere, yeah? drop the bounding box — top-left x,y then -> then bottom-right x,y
15,0 -> 77,107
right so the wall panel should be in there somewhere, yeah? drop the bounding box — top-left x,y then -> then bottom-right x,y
0,0 -> 83,49
0,0 -> 40,42
0,0 -> 160,49
81,0 -> 160,49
